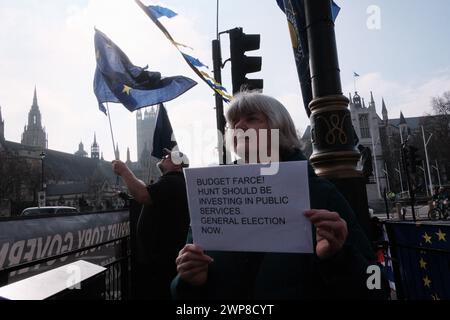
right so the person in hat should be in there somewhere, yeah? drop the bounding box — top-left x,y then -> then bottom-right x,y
112,148 -> 190,300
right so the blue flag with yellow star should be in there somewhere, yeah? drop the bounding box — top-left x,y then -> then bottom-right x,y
386,221 -> 450,300
93,29 -> 197,114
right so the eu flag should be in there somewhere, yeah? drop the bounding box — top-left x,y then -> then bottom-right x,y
276,0 -> 340,117
93,29 -> 197,114
152,103 -> 177,159
386,221 -> 450,300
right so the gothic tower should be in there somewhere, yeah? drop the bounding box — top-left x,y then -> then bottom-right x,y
75,141 -> 88,157
21,87 -> 47,149
136,106 -> 158,162
91,133 -> 100,159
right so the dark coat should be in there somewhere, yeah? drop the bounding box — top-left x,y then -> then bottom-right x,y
171,149 -> 388,300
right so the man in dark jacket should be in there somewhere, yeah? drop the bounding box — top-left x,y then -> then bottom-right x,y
113,148 -> 190,299
172,92 -> 388,300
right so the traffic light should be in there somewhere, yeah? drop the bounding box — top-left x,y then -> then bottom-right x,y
229,27 -> 263,94
408,146 -> 420,174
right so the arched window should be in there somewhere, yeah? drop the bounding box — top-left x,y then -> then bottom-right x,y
359,114 -> 371,139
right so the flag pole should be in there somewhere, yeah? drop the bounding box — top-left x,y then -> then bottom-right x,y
106,103 -> 118,160
106,102 -> 121,187
216,0 -> 220,40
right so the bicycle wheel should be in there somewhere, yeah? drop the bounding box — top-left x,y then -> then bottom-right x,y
428,208 -> 440,221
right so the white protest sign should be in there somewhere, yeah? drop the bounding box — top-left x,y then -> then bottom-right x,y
184,161 -> 313,253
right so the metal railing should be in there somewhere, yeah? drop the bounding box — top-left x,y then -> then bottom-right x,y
0,235 -> 130,300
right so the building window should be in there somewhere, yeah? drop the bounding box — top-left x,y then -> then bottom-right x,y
359,114 -> 371,139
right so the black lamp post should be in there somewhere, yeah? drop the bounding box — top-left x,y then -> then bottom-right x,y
40,151 -> 46,191
304,0 -> 371,237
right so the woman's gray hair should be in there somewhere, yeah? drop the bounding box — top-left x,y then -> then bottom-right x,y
226,92 -> 301,152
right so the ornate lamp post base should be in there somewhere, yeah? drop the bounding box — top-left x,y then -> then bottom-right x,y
309,94 -> 361,179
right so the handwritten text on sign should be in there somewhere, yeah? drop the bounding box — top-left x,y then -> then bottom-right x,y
184,161 -> 313,253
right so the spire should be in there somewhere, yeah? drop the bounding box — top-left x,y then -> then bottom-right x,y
126,147 -> 131,164
366,91 -> 376,110
115,143 -> 120,160
362,98 -> 366,109
382,98 -> 388,122
22,87 -> 46,148
32,86 -> 38,108
399,112 -> 406,125
92,132 -> 98,147
91,132 -> 100,159
349,92 -> 352,101
101,152 -> 104,161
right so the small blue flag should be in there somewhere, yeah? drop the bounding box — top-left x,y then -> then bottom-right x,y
152,103 -> 177,159
182,53 -> 208,69
332,2 -> 341,21
147,5 -> 178,19
93,29 -> 197,114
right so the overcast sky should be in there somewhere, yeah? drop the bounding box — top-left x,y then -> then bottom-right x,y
1,0 -> 449,166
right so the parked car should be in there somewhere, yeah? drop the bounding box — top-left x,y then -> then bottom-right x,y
21,206 -> 79,216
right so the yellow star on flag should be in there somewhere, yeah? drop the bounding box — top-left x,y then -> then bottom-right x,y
436,229 -> 447,242
423,276 -> 432,288
122,85 -> 132,95
419,258 -> 427,270
422,232 -> 432,244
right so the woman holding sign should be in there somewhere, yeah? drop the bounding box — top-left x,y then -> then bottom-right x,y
172,92 -> 388,300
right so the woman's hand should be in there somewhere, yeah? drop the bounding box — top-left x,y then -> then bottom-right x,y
305,210 -> 348,260
176,244 -> 214,286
